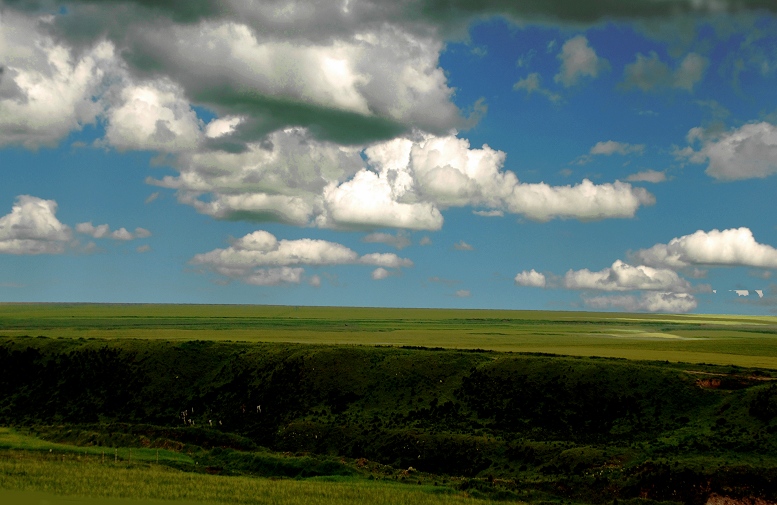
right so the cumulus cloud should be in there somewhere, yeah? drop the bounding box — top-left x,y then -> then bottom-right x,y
564,260 -> 692,292
584,292 -> 698,313
0,12 -> 117,148
504,179 -> 654,222
633,227 -> 777,269
554,36 -> 608,87
515,269 -> 546,287
454,289 -> 471,298
76,222 -> 151,240
191,230 -> 412,285
154,130 -> 654,230
625,170 -> 667,183
103,80 -> 203,152
0,195 -> 72,254
362,231 -> 411,249
678,122 -> 777,180
621,52 -> 708,92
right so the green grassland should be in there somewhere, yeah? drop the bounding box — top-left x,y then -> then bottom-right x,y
2,303 -> 777,367
2,304 -> 777,504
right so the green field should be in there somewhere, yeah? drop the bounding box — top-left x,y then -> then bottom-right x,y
3,303 -> 777,504
2,303 -> 777,368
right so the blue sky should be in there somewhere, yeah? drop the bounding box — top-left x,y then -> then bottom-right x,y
2,1 -> 777,314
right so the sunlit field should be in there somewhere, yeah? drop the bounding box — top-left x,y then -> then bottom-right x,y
2,303 -> 777,368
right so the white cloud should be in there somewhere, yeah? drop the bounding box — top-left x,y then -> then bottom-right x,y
564,260 -> 692,292
419,236 -> 432,246
554,36 -> 608,87
621,52 -> 707,92
455,289 -> 471,298
756,289 -> 764,298
320,169 -> 445,230
359,253 -> 413,268
191,230 -> 411,285
104,80 -> 203,152
245,267 -> 305,286
0,195 -> 71,254
679,122 -> 777,180
371,267 -> 391,280
590,141 -> 645,156
625,170 -> 667,183
633,227 -> 777,269
309,274 -> 322,287
0,12 -> 117,148
515,269 -> 546,287
513,73 -> 562,102
732,290 -> 749,297
584,292 -> 697,313
76,222 -> 151,241
473,210 -> 504,217
504,179 -> 655,222
453,241 -> 474,251
136,244 -> 151,253
362,231 -> 411,249
205,116 -> 244,139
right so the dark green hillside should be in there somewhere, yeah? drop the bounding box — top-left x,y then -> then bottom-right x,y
1,336 -> 776,504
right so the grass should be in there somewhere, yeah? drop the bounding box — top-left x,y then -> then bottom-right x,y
0,450 -> 503,505
2,303 -> 777,368
0,427 -> 192,464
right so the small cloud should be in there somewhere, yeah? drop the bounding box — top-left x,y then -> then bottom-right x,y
473,210 -> 504,217
554,35 -> 609,87
513,73 -> 562,103
516,49 -> 536,68
145,192 -> 160,204
732,289 -> 750,297
686,268 -> 708,279
419,236 -> 432,246
372,267 -> 391,280
362,231 -> 411,250
756,289 -> 764,298
136,244 -> 151,253
470,45 -> 487,57
76,222 -> 150,241
454,241 -> 474,251
750,269 -> 772,280
309,274 -> 321,287
590,141 -> 645,156
515,269 -> 546,287
559,168 -> 573,177
455,289 -> 471,298
0,282 -> 25,288
429,276 -> 459,286
111,228 -> 134,241
626,170 -> 666,183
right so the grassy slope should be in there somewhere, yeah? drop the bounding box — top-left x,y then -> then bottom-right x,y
1,336 -> 777,504
2,304 -> 777,367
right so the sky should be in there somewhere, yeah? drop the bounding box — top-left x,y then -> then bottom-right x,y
2,1 -> 777,314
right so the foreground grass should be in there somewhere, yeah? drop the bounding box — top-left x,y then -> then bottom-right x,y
2,303 -> 777,367
0,450 -> 501,505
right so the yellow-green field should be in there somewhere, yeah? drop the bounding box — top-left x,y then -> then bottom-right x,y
2,303 -> 777,368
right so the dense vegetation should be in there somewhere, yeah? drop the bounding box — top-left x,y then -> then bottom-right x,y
1,336 -> 776,504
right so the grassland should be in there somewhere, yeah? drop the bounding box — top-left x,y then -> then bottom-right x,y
2,304 -> 777,504
2,303 -> 777,368
0,448 -> 498,505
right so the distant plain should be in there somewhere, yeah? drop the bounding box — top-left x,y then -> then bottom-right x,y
2,303 -> 777,368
